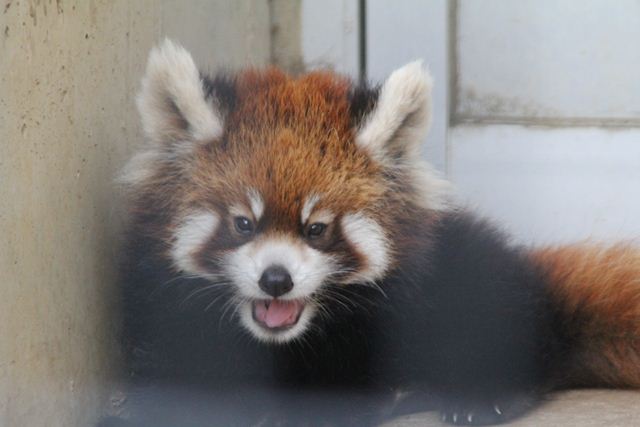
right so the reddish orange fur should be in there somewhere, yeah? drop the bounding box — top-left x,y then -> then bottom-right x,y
188,69 -> 394,238
132,68 -> 436,269
125,67 -> 393,273
531,244 -> 640,387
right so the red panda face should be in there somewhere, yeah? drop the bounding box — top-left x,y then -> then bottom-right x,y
122,40 -> 449,343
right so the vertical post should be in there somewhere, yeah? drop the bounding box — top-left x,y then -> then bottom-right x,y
358,0 -> 367,83
269,0 -> 304,73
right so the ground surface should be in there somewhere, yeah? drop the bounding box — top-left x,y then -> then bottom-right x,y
383,390 -> 640,426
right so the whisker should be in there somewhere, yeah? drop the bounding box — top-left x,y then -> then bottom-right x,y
203,291 -> 233,312
180,281 -> 232,306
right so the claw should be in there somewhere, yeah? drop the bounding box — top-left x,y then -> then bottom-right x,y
467,413 -> 474,423
452,413 -> 458,423
441,413 -> 447,422
494,405 -> 502,415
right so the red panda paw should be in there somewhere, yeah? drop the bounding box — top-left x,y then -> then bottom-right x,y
440,393 -> 537,426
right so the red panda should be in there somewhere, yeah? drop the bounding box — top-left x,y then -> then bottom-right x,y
108,40 -> 640,426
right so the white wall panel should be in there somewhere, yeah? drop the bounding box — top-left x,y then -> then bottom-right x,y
451,124 -> 640,244
457,0 -> 640,123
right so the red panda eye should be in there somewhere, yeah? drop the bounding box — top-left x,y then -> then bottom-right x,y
234,216 -> 254,235
307,223 -> 327,239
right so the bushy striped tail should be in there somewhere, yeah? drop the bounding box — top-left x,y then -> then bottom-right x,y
531,244 -> 640,388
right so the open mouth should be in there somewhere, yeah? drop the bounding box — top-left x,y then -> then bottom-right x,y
252,299 -> 305,331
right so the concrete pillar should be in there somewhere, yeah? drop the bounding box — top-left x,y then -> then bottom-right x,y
269,0 -> 303,73
0,1 -> 270,426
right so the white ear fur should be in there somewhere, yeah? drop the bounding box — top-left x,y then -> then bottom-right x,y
356,62 -> 451,211
355,61 -> 432,163
136,38 -> 223,143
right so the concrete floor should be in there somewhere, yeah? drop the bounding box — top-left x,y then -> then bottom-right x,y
384,390 -> 640,427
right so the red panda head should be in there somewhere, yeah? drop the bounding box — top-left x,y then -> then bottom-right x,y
122,40 -> 450,342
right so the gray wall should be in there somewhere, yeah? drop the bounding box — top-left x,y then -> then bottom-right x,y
0,1 -> 272,426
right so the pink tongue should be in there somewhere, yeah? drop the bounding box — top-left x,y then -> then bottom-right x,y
255,300 -> 301,328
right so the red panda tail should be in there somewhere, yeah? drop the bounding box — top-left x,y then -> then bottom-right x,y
531,244 -> 640,388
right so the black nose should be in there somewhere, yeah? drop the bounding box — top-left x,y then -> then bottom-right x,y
259,265 -> 293,298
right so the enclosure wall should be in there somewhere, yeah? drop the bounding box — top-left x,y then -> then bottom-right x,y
0,1 -> 272,425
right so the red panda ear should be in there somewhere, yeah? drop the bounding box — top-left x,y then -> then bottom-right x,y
354,63 -> 451,211
355,61 -> 432,165
136,39 -> 224,145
